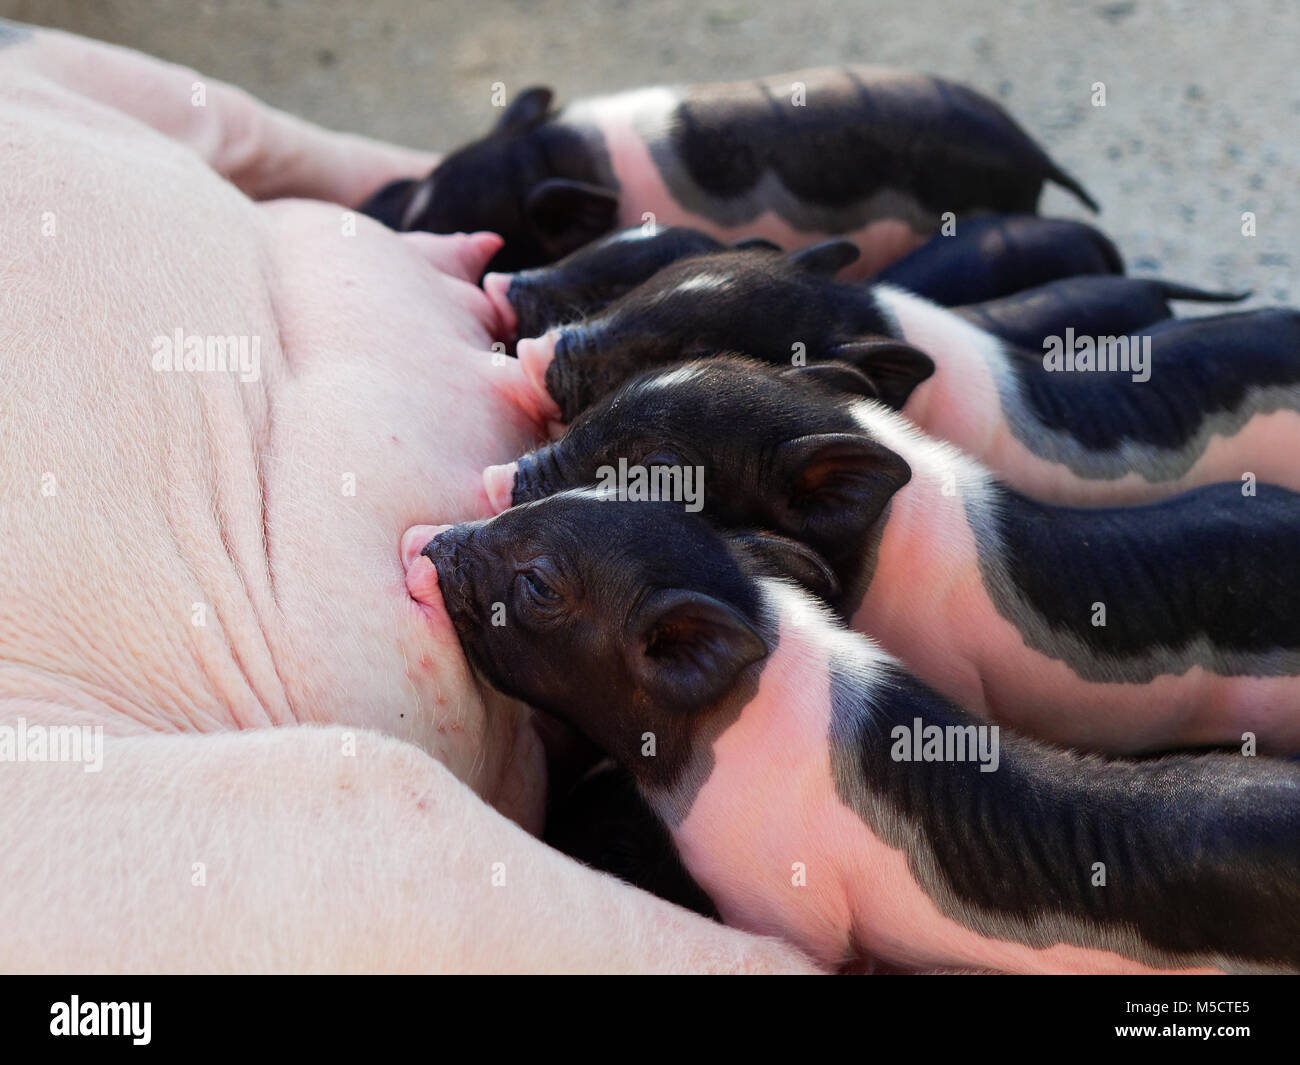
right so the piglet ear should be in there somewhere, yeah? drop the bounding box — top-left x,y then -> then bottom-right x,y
827,339 -> 935,410
782,361 -> 879,400
788,239 -> 861,276
526,179 -> 620,259
627,589 -> 768,712
729,530 -> 840,602
496,87 -> 554,134
773,433 -> 911,546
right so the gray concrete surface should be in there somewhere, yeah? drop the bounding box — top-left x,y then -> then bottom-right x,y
5,0 -> 1295,305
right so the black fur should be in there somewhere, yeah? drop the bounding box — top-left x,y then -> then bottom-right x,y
503,225 -> 775,340
985,481 -> 1300,661
1010,308 -> 1300,452
658,70 -> 1097,225
831,662 -> 1300,970
514,356 -> 896,613
540,246 -> 933,421
874,215 -> 1122,305
545,762 -> 718,918
363,86 -> 618,272
957,275 -> 1247,351
421,495 -> 771,788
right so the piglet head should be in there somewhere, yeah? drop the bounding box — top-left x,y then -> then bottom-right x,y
484,224 -> 757,343
392,87 -> 619,272
513,241 -> 933,422
419,493 -> 776,782
490,357 -> 913,608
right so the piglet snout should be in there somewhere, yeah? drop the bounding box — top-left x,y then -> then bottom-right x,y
400,523 -> 454,614
400,523 -> 452,571
483,462 -> 519,514
517,332 -> 563,422
481,271 -> 518,340
511,444 -> 567,505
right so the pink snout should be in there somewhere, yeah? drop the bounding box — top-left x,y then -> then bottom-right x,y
481,271 -> 518,340
516,331 -> 565,432
482,463 -> 519,515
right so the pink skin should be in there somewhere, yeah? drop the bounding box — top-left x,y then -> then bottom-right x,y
667,584 -> 1218,973
577,96 -> 928,280
844,418 -> 1300,754
871,288 -> 1300,504
5,71 -> 554,829
400,522 -> 552,839
0,24 -> 836,974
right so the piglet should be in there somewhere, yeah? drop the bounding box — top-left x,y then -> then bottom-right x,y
481,223 -> 778,344
365,67 -> 1096,273
411,492 -> 1300,974
484,218 -> 1241,350
546,759 -> 718,919
490,356 -> 1300,756
510,245 -> 1300,504
872,214 -> 1122,305
955,274 -> 1248,352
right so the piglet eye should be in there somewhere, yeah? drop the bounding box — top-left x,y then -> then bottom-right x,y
520,570 -> 560,603
642,449 -> 681,468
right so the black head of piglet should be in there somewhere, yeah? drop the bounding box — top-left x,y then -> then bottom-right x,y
420,493 -> 829,786
368,88 -> 621,273
485,224 -> 779,342
502,356 -> 912,613
527,242 -> 935,421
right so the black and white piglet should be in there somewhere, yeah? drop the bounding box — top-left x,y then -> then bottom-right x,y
482,223 -> 778,344
364,67 -> 1095,272
403,493 -> 1300,974
489,357 -> 1300,755
871,213 -> 1122,305
509,245 -> 1300,504
482,217 -> 1241,349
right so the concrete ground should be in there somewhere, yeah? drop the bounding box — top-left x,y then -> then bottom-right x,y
5,0 -> 1296,305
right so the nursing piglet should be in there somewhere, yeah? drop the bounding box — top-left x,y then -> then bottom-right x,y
412,493 -> 1300,974
485,221 -> 1242,351
482,223 -> 778,343
872,214 -> 1122,305
490,357 -> 1300,756
365,67 -> 1096,272
512,246 -> 1300,504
